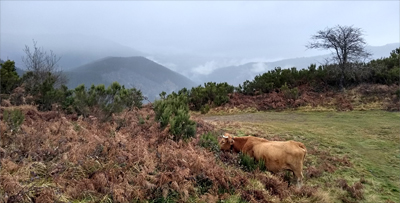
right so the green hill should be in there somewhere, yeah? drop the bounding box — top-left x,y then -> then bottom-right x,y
65,56 -> 197,101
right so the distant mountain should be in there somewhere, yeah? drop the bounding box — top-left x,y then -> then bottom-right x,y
65,56 -> 197,101
1,33 -> 144,70
196,43 -> 400,86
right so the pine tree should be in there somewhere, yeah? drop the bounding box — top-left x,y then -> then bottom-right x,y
0,60 -> 20,94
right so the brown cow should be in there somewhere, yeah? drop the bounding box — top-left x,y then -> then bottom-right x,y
219,133 -> 307,188
250,140 -> 307,187
219,133 -> 268,155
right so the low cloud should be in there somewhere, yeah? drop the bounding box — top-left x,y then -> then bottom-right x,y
145,56 -> 178,72
191,57 -> 285,76
251,62 -> 268,73
192,60 -> 219,75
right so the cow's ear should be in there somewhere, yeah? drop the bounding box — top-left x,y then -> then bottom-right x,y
229,139 -> 234,145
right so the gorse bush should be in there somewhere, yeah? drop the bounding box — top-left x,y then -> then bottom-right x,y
237,48 -> 399,95
237,65 -> 338,95
189,82 -> 234,112
21,72 -> 63,111
195,174 -> 214,195
3,109 -> 24,134
367,48 -> 400,84
281,82 -> 299,100
239,153 -> 266,172
199,132 -> 220,152
0,60 -> 20,94
72,82 -> 143,121
154,92 -> 196,141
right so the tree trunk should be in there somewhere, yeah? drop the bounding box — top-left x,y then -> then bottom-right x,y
339,64 -> 345,91
339,73 -> 344,91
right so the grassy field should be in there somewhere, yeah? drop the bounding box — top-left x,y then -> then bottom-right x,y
202,110 -> 400,203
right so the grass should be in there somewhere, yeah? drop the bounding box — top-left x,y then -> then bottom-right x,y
202,110 -> 400,203
1,102 -> 398,202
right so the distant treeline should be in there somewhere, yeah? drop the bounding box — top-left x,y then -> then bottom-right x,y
1,48 -> 400,117
237,48 -> 399,95
1,48 -> 399,141
160,48 -> 399,114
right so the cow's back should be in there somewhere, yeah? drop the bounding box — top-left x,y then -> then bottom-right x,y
251,141 -> 306,172
241,136 -> 269,155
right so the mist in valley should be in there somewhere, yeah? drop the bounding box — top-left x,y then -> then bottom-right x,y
1,1 -> 399,89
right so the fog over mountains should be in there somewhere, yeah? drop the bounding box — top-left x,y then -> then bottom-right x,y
192,43 -> 400,86
1,33 -> 399,100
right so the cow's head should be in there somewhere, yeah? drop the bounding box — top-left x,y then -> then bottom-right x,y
219,133 -> 234,151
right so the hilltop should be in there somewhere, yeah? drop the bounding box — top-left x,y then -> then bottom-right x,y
65,56 -> 197,101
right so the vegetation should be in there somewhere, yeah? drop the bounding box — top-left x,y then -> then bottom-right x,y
0,27 -> 399,203
306,25 -> 372,90
2,109 -> 24,134
0,60 -> 20,94
189,82 -> 234,113
239,153 -> 266,172
72,82 -> 143,121
203,110 -> 400,202
198,131 -> 220,152
237,48 -> 398,96
22,40 -> 67,89
154,92 -> 196,141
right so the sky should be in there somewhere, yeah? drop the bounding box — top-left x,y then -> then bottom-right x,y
1,1 -> 399,73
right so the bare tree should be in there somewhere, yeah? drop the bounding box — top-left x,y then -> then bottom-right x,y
306,25 -> 372,90
22,40 -> 67,88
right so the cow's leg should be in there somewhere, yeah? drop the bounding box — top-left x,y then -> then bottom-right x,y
293,170 -> 303,188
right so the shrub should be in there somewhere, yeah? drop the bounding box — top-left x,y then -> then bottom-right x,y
9,87 -> 25,106
200,104 -> 210,114
153,93 -> 196,141
195,174 -> 213,195
72,82 -> 143,121
337,179 -> 364,202
281,82 -> 299,100
0,60 -> 20,94
3,109 -> 24,134
189,82 -> 234,111
237,48 -> 400,95
199,132 -> 220,152
239,153 -> 266,172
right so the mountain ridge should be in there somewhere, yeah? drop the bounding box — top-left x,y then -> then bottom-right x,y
193,43 -> 400,86
65,56 -> 196,101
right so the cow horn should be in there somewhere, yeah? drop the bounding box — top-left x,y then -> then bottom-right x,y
222,135 -> 228,138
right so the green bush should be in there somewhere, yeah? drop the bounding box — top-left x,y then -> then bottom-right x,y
281,82 -> 299,100
395,89 -> 400,99
3,109 -> 24,134
199,132 -> 220,152
239,153 -> 266,172
189,82 -> 234,111
195,174 -> 213,195
237,49 -> 400,94
200,104 -> 210,114
72,82 -> 143,121
154,93 -> 196,141
0,60 -> 20,94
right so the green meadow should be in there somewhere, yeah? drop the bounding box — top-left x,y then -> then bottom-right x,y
203,110 -> 400,202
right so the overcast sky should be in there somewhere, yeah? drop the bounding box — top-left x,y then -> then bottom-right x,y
1,1 -> 399,64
